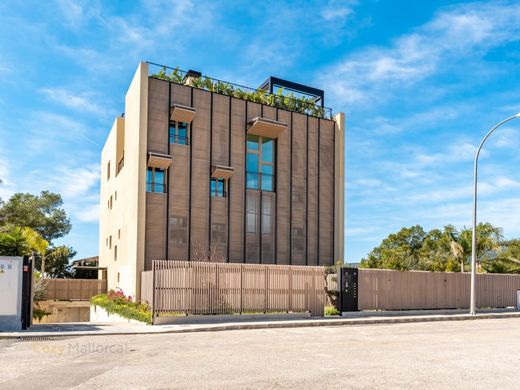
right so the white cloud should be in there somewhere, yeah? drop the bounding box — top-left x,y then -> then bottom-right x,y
320,2 -> 520,105
39,88 -> 107,116
75,203 -> 99,222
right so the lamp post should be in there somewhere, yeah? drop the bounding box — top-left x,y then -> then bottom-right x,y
470,112 -> 520,315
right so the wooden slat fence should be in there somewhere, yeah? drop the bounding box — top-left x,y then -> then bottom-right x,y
43,279 -> 107,301
358,268 -> 520,310
142,260 -> 327,320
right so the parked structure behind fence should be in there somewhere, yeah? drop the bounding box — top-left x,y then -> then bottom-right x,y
358,268 -> 520,310
141,260 -> 327,321
44,279 -> 107,301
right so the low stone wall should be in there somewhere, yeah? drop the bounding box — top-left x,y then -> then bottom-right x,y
89,305 -> 147,325
35,301 -> 90,324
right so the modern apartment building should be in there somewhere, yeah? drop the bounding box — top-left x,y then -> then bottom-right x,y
99,62 -> 345,297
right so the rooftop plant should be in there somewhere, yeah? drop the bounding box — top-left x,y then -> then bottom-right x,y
151,66 -> 329,119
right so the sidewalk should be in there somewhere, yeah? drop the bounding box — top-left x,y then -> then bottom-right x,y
2,309 -> 520,339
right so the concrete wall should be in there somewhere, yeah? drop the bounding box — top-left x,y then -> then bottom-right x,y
0,257 -> 23,330
99,62 -> 149,298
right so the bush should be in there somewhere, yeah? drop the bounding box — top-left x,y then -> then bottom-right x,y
324,305 -> 340,316
90,289 -> 152,324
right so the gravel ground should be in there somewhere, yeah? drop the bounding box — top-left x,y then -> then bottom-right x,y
1,318 -> 519,389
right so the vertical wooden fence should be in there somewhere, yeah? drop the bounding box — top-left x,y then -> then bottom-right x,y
141,260 -> 327,320
358,268 -> 520,310
44,279 -> 107,301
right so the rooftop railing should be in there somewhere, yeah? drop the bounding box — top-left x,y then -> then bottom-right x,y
147,62 -> 333,119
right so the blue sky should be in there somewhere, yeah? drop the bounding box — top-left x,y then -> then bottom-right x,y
1,1 -> 519,263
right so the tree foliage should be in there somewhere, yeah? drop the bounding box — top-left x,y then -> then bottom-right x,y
0,191 -> 71,242
360,223 -> 505,272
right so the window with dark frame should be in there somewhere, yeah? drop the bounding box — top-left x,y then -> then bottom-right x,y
146,167 -> 166,193
169,121 -> 189,145
246,135 -> 275,191
210,178 -> 226,197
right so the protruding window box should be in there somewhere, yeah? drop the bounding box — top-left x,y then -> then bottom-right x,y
247,117 -> 287,139
147,152 -> 172,170
211,165 -> 234,180
170,104 -> 196,124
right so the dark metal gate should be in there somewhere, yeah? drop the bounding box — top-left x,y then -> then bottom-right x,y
339,267 -> 358,312
21,256 -> 33,329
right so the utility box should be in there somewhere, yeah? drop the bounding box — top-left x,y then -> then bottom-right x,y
339,267 -> 359,313
0,256 -> 32,330
517,290 -> 520,311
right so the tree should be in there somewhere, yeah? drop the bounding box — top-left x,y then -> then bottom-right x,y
482,239 -> 520,274
0,226 -> 31,256
0,191 -> 71,242
34,245 -> 77,278
360,223 -> 504,273
360,225 -> 427,271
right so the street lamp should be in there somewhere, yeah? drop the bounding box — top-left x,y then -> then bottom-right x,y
470,112 -> 520,315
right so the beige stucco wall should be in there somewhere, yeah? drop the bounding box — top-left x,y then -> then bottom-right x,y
334,112 -> 345,264
99,62 -> 148,298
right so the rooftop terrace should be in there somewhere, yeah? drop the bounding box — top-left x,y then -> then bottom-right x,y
147,62 -> 333,119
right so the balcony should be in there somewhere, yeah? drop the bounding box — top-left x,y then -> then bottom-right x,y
147,62 -> 333,119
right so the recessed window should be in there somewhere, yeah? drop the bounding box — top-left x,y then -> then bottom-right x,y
109,195 -> 113,209
107,161 -> 111,181
114,245 -> 118,261
115,191 -> 117,201
118,229 -> 121,239
262,196 -> 272,234
169,121 -> 189,145
109,235 -> 112,249
210,178 -> 226,197
147,167 -> 166,193
246,135 -> 275,191
117,272 -> 120,283
170,216 -> 188,244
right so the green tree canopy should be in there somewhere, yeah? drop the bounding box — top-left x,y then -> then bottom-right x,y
360,223 -> 504,272
0,191 -> 71,242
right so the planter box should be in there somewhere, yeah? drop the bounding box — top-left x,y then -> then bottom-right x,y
90,304 -> 148,325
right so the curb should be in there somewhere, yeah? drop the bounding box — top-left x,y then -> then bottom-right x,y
2,312 -> 520,340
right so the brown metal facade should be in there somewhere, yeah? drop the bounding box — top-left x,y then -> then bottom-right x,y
145,77 -> 336,269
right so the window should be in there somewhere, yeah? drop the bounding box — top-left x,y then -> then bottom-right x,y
114,245 -> 118,261
169,121 -> 189,145
147,167 -> 166,193
247,195 -> 257,233
210,178 -> 226,197
109,235 -> 112,249
107,161 -> 111,181
118,229 -> 121,239
109,195 -> 113,209
115,191 -> 117,201
117,272 -> 120,283
246,135 -> 275,191
211,223 -> 226,244
261,196 -> 272,234
170,216 -> 187,244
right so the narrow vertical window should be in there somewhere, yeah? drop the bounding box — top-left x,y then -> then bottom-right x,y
107,161 -> 111,181
147,167 -> 167,193
247,195 -> 257,233
169,121 -> 189,145
210,178 -> 226,197
246,135 -> 275,191
114,245 -> 118,261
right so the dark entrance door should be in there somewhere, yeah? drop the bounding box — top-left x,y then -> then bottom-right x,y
21,256 -> 33,329
339,267 -> 358,312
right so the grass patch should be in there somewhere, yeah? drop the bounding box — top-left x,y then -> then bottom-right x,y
90,289 -> 152,324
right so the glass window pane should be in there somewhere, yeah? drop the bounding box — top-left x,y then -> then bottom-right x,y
217,179 -> 224,196
261,164 -> 273,175
262,138 -> 273,163
154,169 -> 165,193
147,168 -> 153,192
246,153 -> 259,172
247,135 -> 259,151
247,213 -> 256,233
210,179 -> 216,196
262,214 -> 271,234
247,172 -> 259,190
261,174 -> 273,191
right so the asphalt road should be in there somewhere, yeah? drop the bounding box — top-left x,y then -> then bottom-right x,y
1,318 -> 520,389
